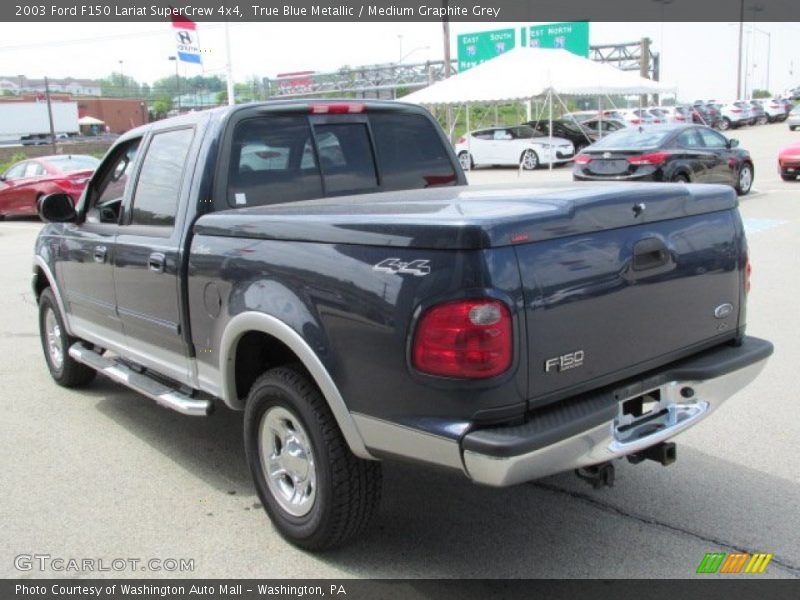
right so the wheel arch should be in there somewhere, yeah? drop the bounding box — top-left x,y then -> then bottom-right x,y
219,311 -> 374,460
32,256 -> 73,336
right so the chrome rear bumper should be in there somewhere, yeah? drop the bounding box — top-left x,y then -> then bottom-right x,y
462,337 -> 772,487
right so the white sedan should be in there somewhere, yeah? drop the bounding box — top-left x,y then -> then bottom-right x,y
454,126 -> 574,170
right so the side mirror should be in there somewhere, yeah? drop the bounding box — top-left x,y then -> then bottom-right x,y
728,139 -> 739,148
38,193 -> 77,223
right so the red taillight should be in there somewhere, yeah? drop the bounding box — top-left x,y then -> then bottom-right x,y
745,259 -> 752,294
574,154 -> 592,165
627,151 -> 671,166
629,118 -> 641,124
676,115 -> 686,121
309,102 -> 365,114
457,136 -> 466,145
412,299 -> 512,379
731,108 -> 742,113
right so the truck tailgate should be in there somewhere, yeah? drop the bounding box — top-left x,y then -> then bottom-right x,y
516,199 -> 745,407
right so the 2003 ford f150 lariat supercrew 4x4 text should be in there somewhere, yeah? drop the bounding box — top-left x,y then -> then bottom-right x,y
33,101 -> 773,550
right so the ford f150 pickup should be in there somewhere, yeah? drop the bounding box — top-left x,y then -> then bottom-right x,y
33,100 -> 773,550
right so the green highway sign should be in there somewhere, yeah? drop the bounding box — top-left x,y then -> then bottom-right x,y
522,22 -> 590,57
457,29 -> 516,71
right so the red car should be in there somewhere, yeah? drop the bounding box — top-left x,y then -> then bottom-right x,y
778,141 -> 800,181
0,154 -> 98,219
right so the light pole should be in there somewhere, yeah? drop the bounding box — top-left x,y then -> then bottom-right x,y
118,60 -> 124,97
736,0 -> 745,98
751,26 -> 771,92
397,34 -> 403,63
747,4 -> 764,97
399,45 -> 430,63
168,56 -> 180,113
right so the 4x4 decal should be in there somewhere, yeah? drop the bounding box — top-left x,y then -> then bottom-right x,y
373,258 -> 431,277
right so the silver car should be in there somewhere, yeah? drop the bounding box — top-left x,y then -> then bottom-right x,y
789,105 -> 800,131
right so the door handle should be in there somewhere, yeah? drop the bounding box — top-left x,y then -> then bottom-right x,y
633,238 -> 670,271
93,245 -> 107,263
148,252 -> 166,273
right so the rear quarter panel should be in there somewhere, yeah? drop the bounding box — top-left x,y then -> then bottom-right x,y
188,237 -> 528,438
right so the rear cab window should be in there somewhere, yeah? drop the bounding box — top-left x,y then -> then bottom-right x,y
223,107 -> 459,208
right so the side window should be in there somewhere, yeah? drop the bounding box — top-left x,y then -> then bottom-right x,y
493,129 -> 512,140
473,130 -> 493,140
676,130 -> 702,148
87,139 -> 141,224
698,129 -> 728,149
24,162 -> 44,177
3,162 -> 27,180
228,115 -> 323,207
130,128 -> 194,228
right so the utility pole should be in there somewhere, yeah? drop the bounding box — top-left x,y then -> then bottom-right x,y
44,76 -> 57,153
639,37 -> 651,106
442,0 -> 453,142
736,0 -> 744,98
225,21 -> 235,106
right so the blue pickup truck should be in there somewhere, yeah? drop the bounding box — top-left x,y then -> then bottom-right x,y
33,100 -> 772,550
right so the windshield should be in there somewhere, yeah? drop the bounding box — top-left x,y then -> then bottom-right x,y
46,155 -> 100,173
587,129 -> 673,151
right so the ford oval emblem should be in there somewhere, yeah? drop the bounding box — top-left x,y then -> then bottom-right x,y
714,303 -> 734,319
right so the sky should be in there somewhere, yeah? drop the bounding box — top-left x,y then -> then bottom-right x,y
0,20 -> 798,100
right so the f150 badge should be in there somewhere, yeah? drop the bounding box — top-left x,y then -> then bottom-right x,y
373,258 -> 431,277
545,350 -> 585,373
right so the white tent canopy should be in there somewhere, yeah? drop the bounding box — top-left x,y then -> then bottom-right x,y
78,116 -> 105,126
402,47 -> 675,106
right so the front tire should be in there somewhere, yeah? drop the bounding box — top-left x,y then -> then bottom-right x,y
671,173 -> 690,184
736,163 -> 754,196
718,118 -> 731,131
521,149 -> 539,170
244,366 -> 382,551
38,288 -> 95,387
780,172 -> 797,181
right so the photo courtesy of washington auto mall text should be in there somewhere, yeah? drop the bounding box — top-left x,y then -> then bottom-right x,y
1,0 -> 800,598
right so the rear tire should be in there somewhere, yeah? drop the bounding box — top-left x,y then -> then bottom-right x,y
38,288 -> 96,387
244,366 -> 382,551
718,118 -> 731,131
736,163 -> 754,196
791,125 -> 797,131
457,151 -> 473,171
521,149 -> 539,170
671,173 -> 690,184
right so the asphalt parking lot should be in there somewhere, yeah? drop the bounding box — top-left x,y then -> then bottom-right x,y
1,121 -> 798,579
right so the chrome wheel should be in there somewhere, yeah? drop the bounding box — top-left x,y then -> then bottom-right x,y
44,307 -> 64,371
522,149 -> 539,170
458,152 -> 472,170
259,406 -> 317,517
739,165 -> 753,193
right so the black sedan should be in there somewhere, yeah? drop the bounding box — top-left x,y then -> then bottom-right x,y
523,119 -> 598,152
572,124 -> 754,195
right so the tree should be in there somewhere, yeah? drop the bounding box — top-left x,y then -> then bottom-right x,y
752,89 -> 771,99
151,96 -> 173,119
99,72 -> 141,97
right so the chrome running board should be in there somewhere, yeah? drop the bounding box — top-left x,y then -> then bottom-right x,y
68,342 -> 213,416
